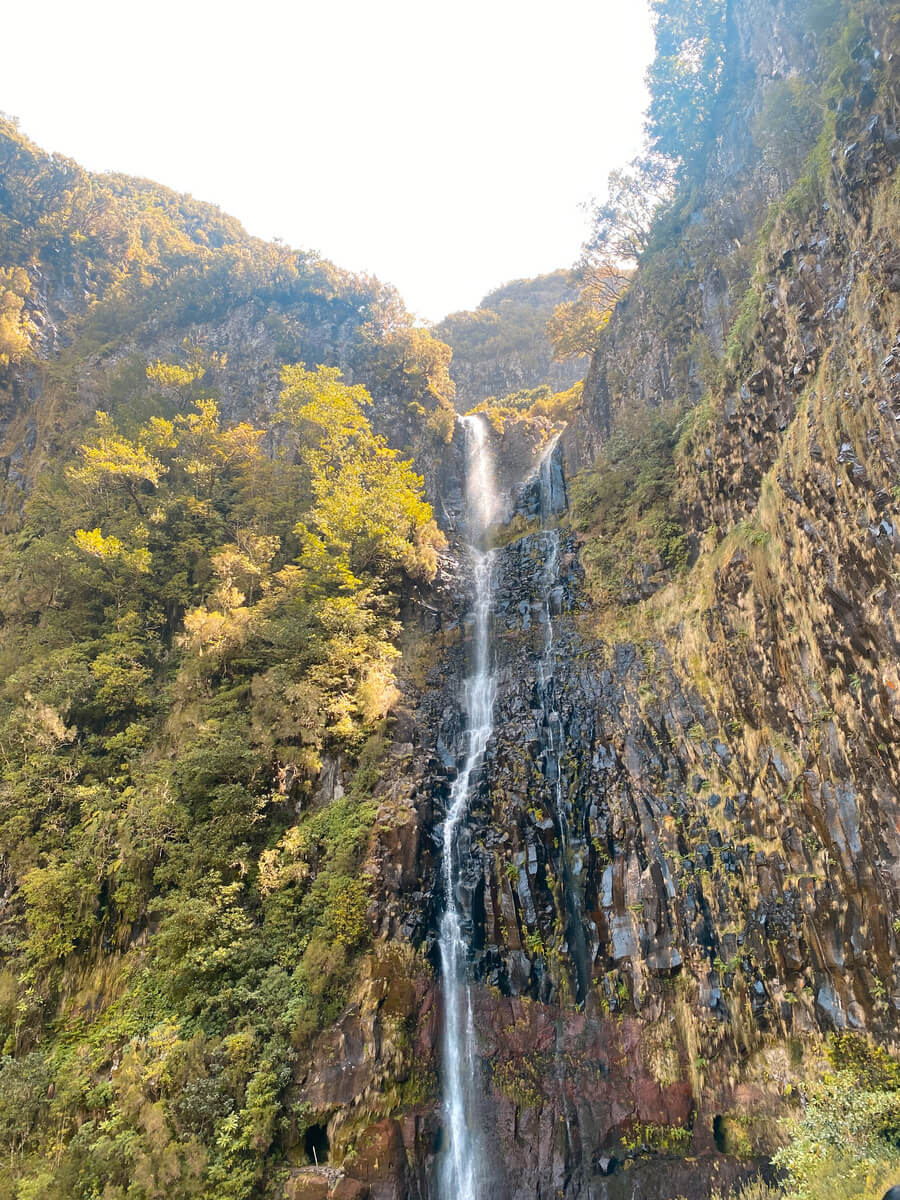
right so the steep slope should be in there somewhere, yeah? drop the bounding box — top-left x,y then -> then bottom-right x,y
0,116 -> 462,1200
567,0 -> 900,1069
321,1 -> 900,1197
0,115 -> 460,525
0,1 -> 898,1198
434,271 -> 586,403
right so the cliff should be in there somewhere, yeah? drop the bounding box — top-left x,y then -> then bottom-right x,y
328,0 -> 900,1196
0,1 -> 897,1199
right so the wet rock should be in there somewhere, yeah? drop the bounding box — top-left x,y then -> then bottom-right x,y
349,1120 -> 409,1198
323,10 -> 900,1194
815,982 -> 847,1030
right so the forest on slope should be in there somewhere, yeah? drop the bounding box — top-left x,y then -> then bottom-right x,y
0,0 -> 897,1197
434,270 -> 586,402
0,114 -> 462,1199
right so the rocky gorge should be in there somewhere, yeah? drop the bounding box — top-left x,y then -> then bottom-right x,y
286,1 -> 900,1196
0,1 -> 897,1198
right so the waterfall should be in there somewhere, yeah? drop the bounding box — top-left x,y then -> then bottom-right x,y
533,437 -> 589,1180
438,413 -> 498,1199
536,439 -> 590,1007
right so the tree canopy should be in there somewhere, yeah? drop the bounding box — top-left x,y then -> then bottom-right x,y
644,0 -> 728,166
0,355 -> 442,1199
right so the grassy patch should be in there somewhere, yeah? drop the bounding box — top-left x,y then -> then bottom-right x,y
570,405 -> 689,606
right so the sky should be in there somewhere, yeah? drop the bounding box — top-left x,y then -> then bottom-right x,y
2,0 -> 654,323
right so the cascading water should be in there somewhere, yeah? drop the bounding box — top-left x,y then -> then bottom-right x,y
533,437 -> 590,1179
535,439 -> 590,1007
437,413 -> 499,1200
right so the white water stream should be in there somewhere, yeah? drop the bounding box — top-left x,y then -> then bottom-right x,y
438,414 -> 498,1199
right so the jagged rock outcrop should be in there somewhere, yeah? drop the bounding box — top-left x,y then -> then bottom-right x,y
290,3 -> 899,1197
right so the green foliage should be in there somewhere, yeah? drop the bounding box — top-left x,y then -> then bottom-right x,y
527,380 -> 583,424
0,352 -> 431,1194
621,1120 -> 693,1155
581,154 -> 676,278
524,930 -> 545,956
827,1034 -> 900,1092
437,272 -> 575,359
570,406 -> 689,603
0,1053 -> 52,1156
645,0 -> 728,167
22,857 -> 98,971
674,392 -> 716,464
69,411 -> 166,497
466,384 -> 579,456
363,322 -> 455,411
547,294 -> 612,358
0,113 -> 459,531
804,0 -> 844,35
771,1037 -> 900,1200
278,363 -> 444,586
725,286 -> 761,366
435,270 -> 587,393
570,155 -> 676,357
0,265 -> 36,365
752,78 -> 823,173
491,1055 -> 544,1108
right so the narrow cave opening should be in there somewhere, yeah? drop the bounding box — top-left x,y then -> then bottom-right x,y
713,1114 -> 726,1154
304,1123 -> 330,1165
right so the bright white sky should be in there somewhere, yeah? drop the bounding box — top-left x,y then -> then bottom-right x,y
3,0 -> 654,322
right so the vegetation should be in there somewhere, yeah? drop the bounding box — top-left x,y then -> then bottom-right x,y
436,272 -> 575,359
673,1039 -> 900,1200
0,0 -> 896,1194
644,0 -> 729,168
468,381 -> 581,434
569,406 -> 689,604
573,4 -> 900,1196
621,1120 -> 693,1155
557,0 -> 732,359
752,78 -> 823,175
0,356 -> 441,1197
770,1036 -> 900,1200
559,153 -> 677,361
0,107 -> 462,1200
435,270 -> 587,398
0,113 -> 459,524
577,154 -> 675,302
0,266 -> 36,365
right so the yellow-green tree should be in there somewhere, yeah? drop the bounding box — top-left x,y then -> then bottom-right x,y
278,363 -> 444,583
0,267 -> 36,365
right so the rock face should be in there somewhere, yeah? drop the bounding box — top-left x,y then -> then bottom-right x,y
291,2 -> 900,1197
0,4 -> 896,1198
321,426 -> 795,1198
